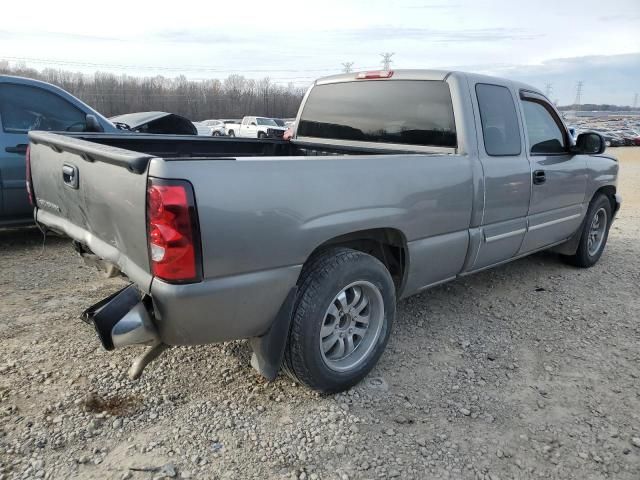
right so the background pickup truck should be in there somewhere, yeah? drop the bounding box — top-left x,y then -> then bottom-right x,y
28,69 -> 620,393
227,116 -> 287,138
0,75 -> 116,227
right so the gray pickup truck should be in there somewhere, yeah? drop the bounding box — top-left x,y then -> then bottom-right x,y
28,70 -> 620,393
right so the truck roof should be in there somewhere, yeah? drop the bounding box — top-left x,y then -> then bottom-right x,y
314,69 -> 543,97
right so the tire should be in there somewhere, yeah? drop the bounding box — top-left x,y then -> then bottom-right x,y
258,132 -> 266,139
564,194 -> 612,268
228,130 -> 235,137
212,131 -> 220,136
283,248 -> 396,393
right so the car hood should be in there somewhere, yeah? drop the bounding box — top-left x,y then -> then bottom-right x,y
109,111 -> 173,128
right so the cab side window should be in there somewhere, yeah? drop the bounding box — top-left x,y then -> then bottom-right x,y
521,99 -> 567,154
0,83 -> 87,133
475,84 -> 521,156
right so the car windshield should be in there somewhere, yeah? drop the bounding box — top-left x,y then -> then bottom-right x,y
257,118 -> 278,126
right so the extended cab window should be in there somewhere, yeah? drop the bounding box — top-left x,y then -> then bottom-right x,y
521,99 -> 567,154
298,80 -> 456,148
0,84 -> 87,133
475,84 -> 521,156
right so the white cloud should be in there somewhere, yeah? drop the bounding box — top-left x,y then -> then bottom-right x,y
0,0 -> 638,103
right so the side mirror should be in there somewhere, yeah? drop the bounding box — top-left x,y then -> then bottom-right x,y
85,114 -> 104,133
251,122 -> 257,126
573,132 -> 605,155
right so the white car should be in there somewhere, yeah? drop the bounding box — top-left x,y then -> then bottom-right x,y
220,119 -> 242,137
200,119 -> 226,136
236,116 -> 287,138
193,122 -> 213,136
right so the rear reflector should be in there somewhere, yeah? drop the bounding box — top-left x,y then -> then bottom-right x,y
147,178 -> 202,283
356,70 -> 394,79
25,145 -> 35,206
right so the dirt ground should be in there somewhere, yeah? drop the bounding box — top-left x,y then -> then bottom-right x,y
1,148 -> 639,480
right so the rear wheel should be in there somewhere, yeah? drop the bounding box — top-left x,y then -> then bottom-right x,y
564,194 -> 612,267
228,130 -> 235,137
212,131 -> 220,136
283,248 -> 395,393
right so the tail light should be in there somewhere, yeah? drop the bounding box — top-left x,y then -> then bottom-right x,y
25,145 -> 35,206
147,178 -> 202,283
356,70 -> 394,79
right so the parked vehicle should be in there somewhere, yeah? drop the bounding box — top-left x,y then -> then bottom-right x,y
614,129 -> 640,146
193,122 -> 213,136
221,119 -> 242,137
0,75 -> 116,228
110,112 -> 197,135
236,116 -> 287,138
200,119 -> 226,136
594,131 -> 625,147
28,70 -> 620,393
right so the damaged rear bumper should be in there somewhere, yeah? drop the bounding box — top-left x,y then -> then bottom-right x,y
83,284 -> 159,350
83,284 -> 167,379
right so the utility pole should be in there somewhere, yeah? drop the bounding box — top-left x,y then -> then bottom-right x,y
341,62 -> 355,73
633,93 -> 638,109
380,53 -> 395,71
574,81 -> 584,109
544,83 -> 553,98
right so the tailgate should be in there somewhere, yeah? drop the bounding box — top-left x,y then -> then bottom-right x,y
29,131 -> 154,292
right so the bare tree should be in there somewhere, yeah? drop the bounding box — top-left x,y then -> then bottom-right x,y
0,64 -> 306,120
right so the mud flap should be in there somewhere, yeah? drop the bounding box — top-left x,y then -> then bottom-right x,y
249,287 -> 297,381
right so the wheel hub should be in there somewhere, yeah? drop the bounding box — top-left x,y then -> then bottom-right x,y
587,207 -> 607,257
319,281 -> 385,372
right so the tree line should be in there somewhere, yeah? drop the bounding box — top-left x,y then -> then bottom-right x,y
0,61 -> 307,120
558,104 -> 638,112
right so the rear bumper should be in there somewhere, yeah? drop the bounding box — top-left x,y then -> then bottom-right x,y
83,284 -> 160,350
150,264 -> 302,345
84,265 -> 302,349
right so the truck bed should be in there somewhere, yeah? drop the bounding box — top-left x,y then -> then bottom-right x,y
58,132 -> 443,161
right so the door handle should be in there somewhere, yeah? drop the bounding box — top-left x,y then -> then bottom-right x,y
5,144 -> 28,154
533,170 -> 546,185
62,163 -> 79,189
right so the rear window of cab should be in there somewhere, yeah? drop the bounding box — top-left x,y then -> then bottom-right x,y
297,80 -> 457,148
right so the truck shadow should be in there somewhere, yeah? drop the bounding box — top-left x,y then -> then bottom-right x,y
0,226 -> 67,251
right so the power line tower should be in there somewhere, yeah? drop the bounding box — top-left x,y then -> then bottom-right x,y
341,62 -> 355,73
380,53 -> 395,70
633,93 -> 638,109
574,81 -> 584,109
544,83 -> 553,98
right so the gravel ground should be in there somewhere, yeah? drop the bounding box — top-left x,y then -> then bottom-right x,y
1,147 -> 639,480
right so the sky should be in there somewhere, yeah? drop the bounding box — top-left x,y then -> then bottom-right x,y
1,0 -> 639,105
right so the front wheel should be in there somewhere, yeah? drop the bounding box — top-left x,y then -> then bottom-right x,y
283,248 -> 395,393
564,194 -> 612,267
258,132 -> 266,139
227,130 -> 235,137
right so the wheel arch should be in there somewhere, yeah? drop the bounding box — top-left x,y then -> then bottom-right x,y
593,185 -> 618,216
301,228 -> 409,296
552,186 -> 617,256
